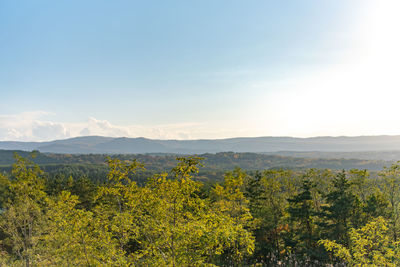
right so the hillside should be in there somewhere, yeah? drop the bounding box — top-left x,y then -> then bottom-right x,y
0,150 -> 389,171
3,135 -> 400,154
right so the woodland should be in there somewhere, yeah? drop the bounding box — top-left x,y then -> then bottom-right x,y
1,153 -> 400,266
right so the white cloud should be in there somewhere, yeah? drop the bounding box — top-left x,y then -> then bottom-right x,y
0,111 -> 70,141
31,121 -> 70,141
0,111 -> 256,141
79,117 -> 130,137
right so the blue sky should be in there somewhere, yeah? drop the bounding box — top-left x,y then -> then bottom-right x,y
1,0 -> 399,141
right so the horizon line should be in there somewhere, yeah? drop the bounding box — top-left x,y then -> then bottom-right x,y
2,134 -> 400,143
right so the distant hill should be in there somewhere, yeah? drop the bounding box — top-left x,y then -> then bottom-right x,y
0,150 -> 393,184
266,151 -> 400,161
3,135 -> 400,154
0,150 -> 390,172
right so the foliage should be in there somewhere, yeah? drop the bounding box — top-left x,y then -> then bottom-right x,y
318,171 -> 359,246
0,154 -> 47,266
287,178 -> 318,258
319,217 -> 400,266
2,154 -> 400,266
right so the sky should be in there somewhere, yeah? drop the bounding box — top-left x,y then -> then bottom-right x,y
1,0 -> 400,141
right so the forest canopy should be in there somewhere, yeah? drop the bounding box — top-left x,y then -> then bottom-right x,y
1,153 -> 400,266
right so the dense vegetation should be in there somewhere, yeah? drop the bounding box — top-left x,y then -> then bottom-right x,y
0,150 -> 390,185
1,153 -> 400,266
265,150 -> 400,161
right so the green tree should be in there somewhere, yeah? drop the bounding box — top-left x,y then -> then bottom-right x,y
95,157 -> 145,256
364,190 -> 390,221
211,167 -> 255,265
319,217 -> 400,266
287,178 -> 318,258
39,191 -> 127,266
348,169 -> 370,204
0,154 -> 47,266
244,170 -> 292,263
319,171 -> 358,246
94,157 -> 255,266
381,162 -> 400,242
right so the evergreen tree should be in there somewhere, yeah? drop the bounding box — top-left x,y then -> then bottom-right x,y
287,177 -> 319,259
319,171 -> 358,246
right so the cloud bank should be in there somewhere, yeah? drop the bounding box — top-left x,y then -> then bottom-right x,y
0,111 -> 253,142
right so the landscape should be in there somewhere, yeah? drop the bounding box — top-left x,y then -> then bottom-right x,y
1,135 -> 400,265
2,0 -> 400,266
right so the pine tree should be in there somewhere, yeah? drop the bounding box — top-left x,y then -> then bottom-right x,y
319,171 -> 358,246
287,177 -> 318,259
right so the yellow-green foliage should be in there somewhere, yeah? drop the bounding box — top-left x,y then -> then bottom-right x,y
0,155 -> 47,266
4,154 -> 400,266
0,155 -> 255,266
210,168 -> 255,263
39,191 -> 127,266
319,216 -> 400,266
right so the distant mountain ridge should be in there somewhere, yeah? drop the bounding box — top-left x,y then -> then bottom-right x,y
2,135 -> 400,154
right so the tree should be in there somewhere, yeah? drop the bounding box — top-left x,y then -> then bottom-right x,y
381,162 -> 400,242
210,167 -> 255,265
319,217 -> 400,266
94,157 -> 255,266
94,157 -> 145,256
40,191 -> 127,266
318,170 -> 359,246
244,170 -> 292,263
363,190 -> 390,221
348,169 -> 370,204
0,154 -> 47,266
287,178 -> 318,259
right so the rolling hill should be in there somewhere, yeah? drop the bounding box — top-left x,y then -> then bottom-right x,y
2,135 -> 400,154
